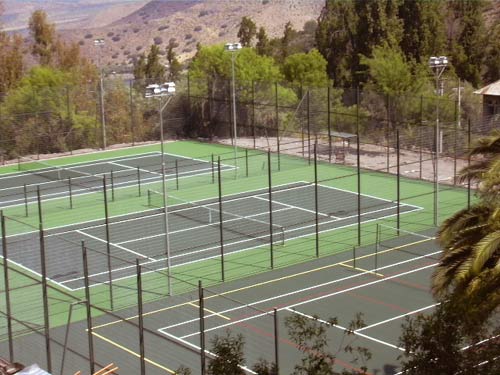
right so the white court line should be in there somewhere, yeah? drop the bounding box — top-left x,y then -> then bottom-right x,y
159,254 -> 439,338
61,204 -> 424,289
355,303 -> 440,331
286,308 -> 405,351
75,229 -> 153,261
254,195 -> 338,219
116,207 -> 293,245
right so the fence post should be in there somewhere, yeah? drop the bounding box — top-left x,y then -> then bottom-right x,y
130,80 -> 136,146
37,186 -> 52,373
314,143 -> 319,258
307,90 -> 311,164
137,166 -> 142,196
252,81 -> 256,149
327,84 -> 332,163
24,184 -> 29,217
396,129 -> 401,232
386,94 -> 390,173
218,157 -> 225,282
275,82 -> 280,170
103,176 -> 114,310
199,281 -> 206,375
274,308 -> 279,374
1,211 -> 14,362
467,119 -> 471,209
268,151 -> 274,269
136,260 -> 146,375
81,241 -> 95,375
356,87 -> 361,246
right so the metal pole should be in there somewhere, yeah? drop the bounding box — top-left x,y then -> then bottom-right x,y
175,159 -> 179,190
268,151 -> 274,269
82,242 -> 95,375
136,260 -> 146,375
130,80 -> 135,145
24,184 -> 28,217
327,84 -> 332,163
245,149 -> 249,177
102,177 -> 114,310
159,98 -> 173,296
68,177 -> 73,209
98,48 -> 107,149
252,81 -> 256,149
274,308 -> 279,374
137,166 -> 141,196
275,82 -> 280,170
419,96 -> 423,180
386,94 -> 390,173
218,157 -> 225,282
314,143 -> 319,258
230,52 -> 238,177
356,87 -> 361,246
211,154 -> 215,184
396,130 -> 401,232
37,186 -> 52,373
1,211 -> 14,362
199,280 -> 206,375
467,119 -> 471,209
110,170 -> 115,202
307,91 -> 311,164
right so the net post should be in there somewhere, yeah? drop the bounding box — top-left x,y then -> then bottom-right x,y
245,149 -> 249,177
37,186 -> 52,373
1,211 -> 14,362
147,189 -> 152,207
467,119 -> 471,209
273,308 -> 279,374
217,157 -> 225,282
396,129 -> 401,233
102,176 -> 114,311
211,154 -> 215,184
375,223 -> 380,273
352,246 -> 356,269
81,241 -> 95,375
307,90 -> 311,165
137,166 -> 141,197
23,184 -> 28,217
110,170 -> 115,202
175,159 -> 179,190
136,260 -> 146,375
68,177 -> 73,209
268,150 -> 274,269
199,280 -> 206,375
314,142 -> 319,258
327,84 -> 332,163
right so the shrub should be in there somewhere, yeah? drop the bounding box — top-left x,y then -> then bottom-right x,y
154,36 -> 163,45
158,25 -> 169,31
218,31 -> 226,37
198,10 -> 209,17
194,26 -> 202,32
78,40 -> 85,46
185,33 -> 192,40
182,48 -> 192,53
84,33 -> 93,39
136,46 -> 142,51
133,28 -> 140,33
112,36 -> 120,42
221,24 -> 227,29
123,50 -> 130,55
111,53 -> 118,59
107,31 -> 114,37
262,0 -> 269,4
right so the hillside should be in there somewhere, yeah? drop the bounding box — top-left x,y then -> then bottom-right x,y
63,0 -> 324,68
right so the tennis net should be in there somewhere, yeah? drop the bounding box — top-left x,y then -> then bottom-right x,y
147,189 -> 285,246
18,157 -> 103,190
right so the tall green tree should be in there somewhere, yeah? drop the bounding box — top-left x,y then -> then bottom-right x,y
166,40 -> 182,81
354,0 -> 403,83
28,10 -> 56,66
0,33 -> 24,92
237,16 -> 257,47
281,21 -> 297,61
256,27 -> 271,56
449,0 -> 487,87
282,49 -> 328,87
398,0 -> 446,63
133,45 -> 166,84
483,22 -> 500,83
315,0 -> 357,87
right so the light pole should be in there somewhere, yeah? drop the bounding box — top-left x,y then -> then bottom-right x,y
225,42 -> 242,177
429,56 -> 448,226
94,38 -> 107,149
145,82 -> 176,295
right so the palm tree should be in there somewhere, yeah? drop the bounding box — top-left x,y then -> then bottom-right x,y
432,131 -> 500,308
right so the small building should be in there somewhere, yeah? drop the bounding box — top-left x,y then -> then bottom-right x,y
474,79 -> 500,118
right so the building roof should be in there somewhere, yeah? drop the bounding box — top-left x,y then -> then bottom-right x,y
474,79 -> 500,96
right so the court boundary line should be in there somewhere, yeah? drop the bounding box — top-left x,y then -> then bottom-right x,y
60,195 -> 422,290
90,236 -> 436,330
164,255 -> 439,340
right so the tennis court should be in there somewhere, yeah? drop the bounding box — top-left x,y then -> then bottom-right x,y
0,152 -> 233,209
2,181 -> 421,291
69,230 -> 440,375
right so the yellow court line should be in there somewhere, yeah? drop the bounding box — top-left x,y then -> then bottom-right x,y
92,331 -> 175,374
339,262 -> 385,277
188,302 -> 231,321
93,237 -> 434,330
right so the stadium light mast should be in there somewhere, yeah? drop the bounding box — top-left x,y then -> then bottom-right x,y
428,56 -> 448,226
145,82 -> 176,295
225,42 -> 242,177
94,38 -> 107,149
